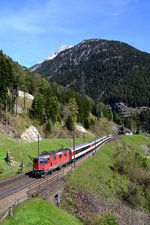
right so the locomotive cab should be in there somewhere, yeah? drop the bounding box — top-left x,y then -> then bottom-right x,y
33,156 -> 50,177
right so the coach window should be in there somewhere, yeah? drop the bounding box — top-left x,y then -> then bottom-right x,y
64,152 -> 67,157
59,155 -> 62,159
53,156 -> 56,161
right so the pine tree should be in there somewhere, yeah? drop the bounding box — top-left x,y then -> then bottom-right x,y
65,115 -> 74,131
68,97 -> 78,123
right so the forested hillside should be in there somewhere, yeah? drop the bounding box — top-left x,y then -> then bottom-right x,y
0,50 -> 114,136
34,39 -> 150,107
1,48 -> 150,135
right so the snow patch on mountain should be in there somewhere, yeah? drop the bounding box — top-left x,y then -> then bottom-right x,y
46,45 -> 72,61
30,45 -> 72,72
30,63 -> 42,72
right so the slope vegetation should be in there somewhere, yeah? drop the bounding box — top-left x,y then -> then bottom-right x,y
3,198 -> 83,225
61,135 -> 150,224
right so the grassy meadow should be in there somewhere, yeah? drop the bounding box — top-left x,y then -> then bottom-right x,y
2,198 -> 83,225
61,134 -> 150,212
63,138 -> 127,198
1,134 -> 150,225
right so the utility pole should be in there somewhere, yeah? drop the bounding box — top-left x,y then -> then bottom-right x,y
38,134 -> 40,156
24,91 -> 26,110
73,133 -> 75,168
83,133 -> 85,143
20,150 -> 23,173
95,138 -> 96,154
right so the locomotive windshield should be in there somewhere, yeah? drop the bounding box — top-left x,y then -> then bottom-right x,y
33,158 -> 48,164
39,158 -> 48,164
33,158 -> 38,164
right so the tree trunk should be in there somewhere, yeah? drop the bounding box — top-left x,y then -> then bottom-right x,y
5,103 -> 8,133
15,88 -> 18,116
0,103 -> 1,118
24,91 -> 26,110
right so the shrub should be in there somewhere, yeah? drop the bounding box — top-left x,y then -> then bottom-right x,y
112,144 -> 149,178
121,182 -> 138,207
112,143 -> 150,209
135,129 -> 140,134
65,115 -> 74,131
46,119 -> 52,133
145,187 -> 150,207
90,212 -> 117,225
84,118 -> 90,129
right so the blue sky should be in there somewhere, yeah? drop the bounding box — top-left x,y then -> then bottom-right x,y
0,0 -> 150,67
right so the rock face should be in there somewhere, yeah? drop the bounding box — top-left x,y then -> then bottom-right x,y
20,126 -> 42,142
14,90 -> 34,114
112,102 -> 150,118
75,123 -> 93,136
75,124 -> 87,133
5,151 -> 16,165
18,90 -> 34,100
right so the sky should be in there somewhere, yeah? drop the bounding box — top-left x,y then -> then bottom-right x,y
0,0 -> 150,68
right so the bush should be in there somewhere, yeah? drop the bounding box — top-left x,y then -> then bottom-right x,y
145,187 -> 150,206
121,182 -> 139,207
90,212 -> 117,225
46,119 -> 52,133
135,129 -> 140,134
65,115 -> 74,131
112,143 -> 150,209
84,118 -> 90,129
112,144 -> 149,178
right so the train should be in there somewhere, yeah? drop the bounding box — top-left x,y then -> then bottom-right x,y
32,135 -> 113,177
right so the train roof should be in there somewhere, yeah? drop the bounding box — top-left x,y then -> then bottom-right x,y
67,136 -> 107,151
33,135 -> 108,158
33,148 -> 69,159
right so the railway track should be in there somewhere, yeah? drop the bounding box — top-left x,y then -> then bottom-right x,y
27,170 -> 64,197
0,136 -> 116,213
0,171 -> 30,188
0,178 -> 36,200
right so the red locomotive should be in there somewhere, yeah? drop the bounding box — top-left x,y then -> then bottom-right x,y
32,135 -> 112,177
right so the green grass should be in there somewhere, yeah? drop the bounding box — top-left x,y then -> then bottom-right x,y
65,140 -> 127,198
2,198 -> 83,225
64,135 -> 150,199
121,134 -> 150,156
0,134 -> 93,179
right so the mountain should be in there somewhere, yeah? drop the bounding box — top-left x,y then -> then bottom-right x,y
32,39 -> 150,107
30,45 -> 72,72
